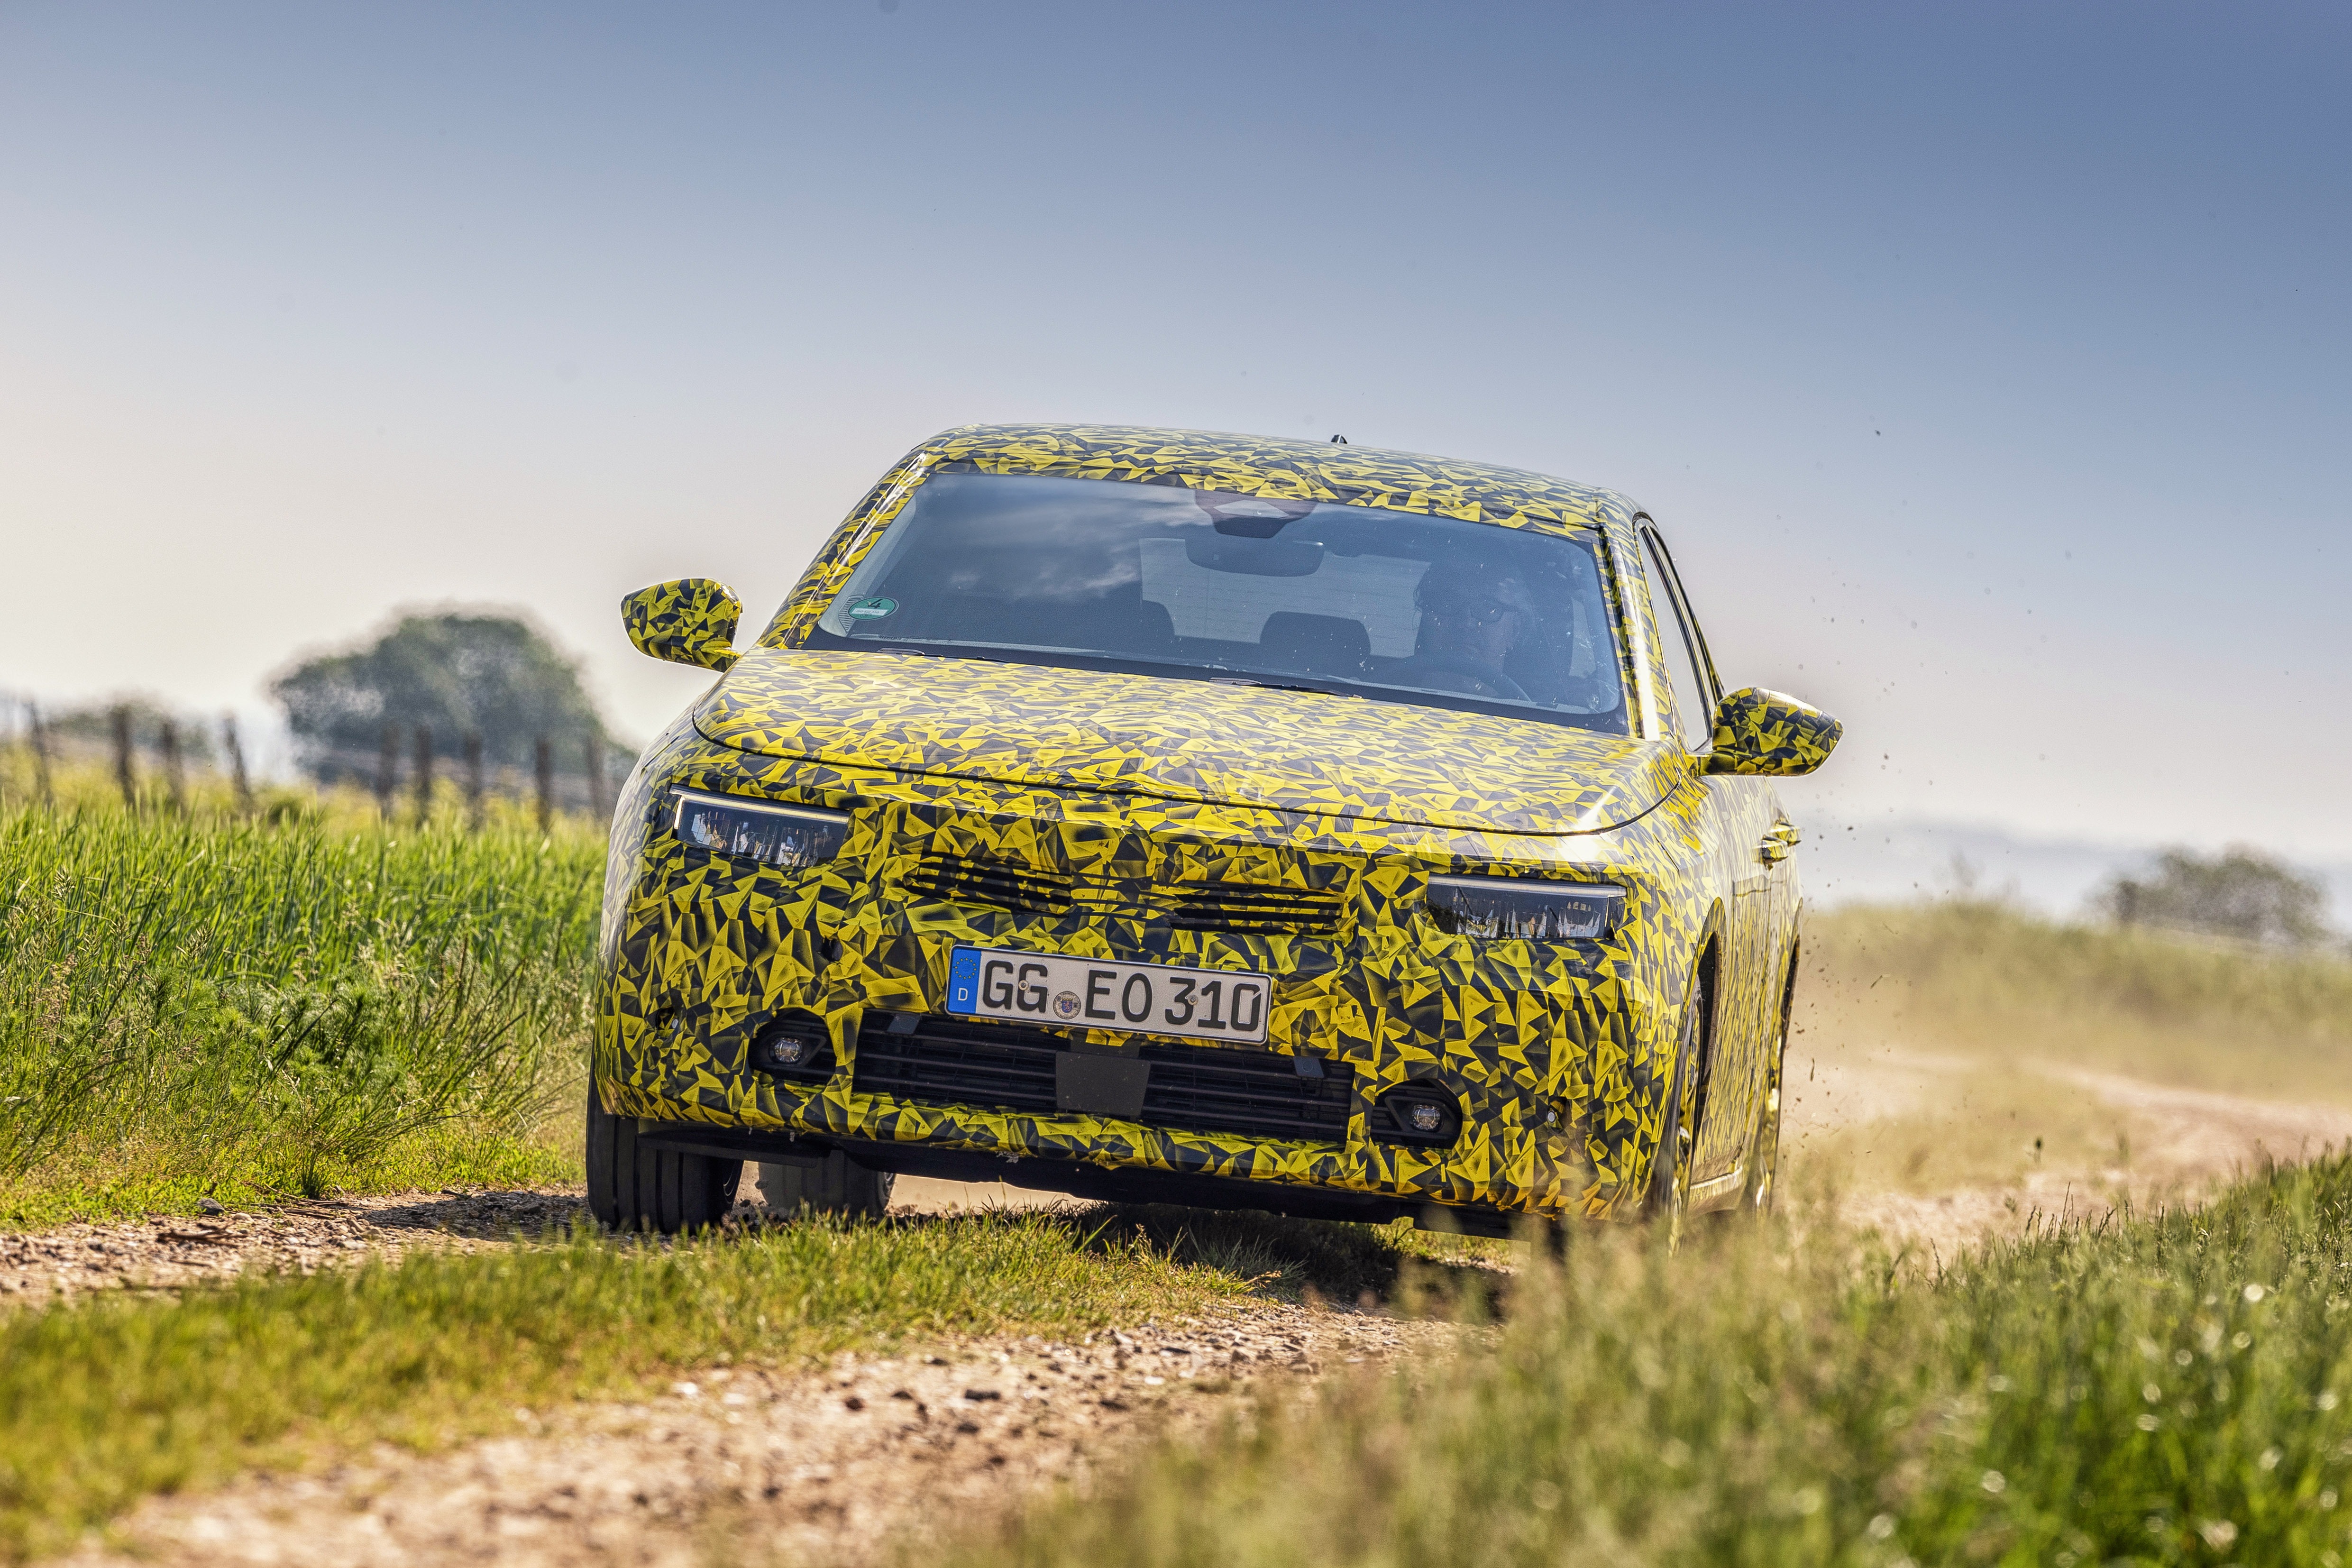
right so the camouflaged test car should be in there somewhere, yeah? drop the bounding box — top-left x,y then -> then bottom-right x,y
586,424 -> 1841,1238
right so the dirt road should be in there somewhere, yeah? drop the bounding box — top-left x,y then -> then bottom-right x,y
24,1049 -> 2352,1565
1785,1045 -> 2352,1256
62,1301 -> 1429,1568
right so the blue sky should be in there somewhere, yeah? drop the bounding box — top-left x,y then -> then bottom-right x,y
3,2 -> 2346,855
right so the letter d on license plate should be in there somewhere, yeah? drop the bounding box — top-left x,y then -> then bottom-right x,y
945,947 -> 1271,1046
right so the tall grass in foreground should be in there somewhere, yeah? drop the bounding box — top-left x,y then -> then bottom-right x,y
0,801 -> 604,1219
961,1159 -> 2352,1568
1805,899 -> 2352,1103
0,1211 -> 1256,1561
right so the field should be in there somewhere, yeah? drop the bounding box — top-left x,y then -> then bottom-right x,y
5,777 -> 2352,1565
0,769 -> 597,1223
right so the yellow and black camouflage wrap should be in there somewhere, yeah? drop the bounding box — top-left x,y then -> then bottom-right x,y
622,577 -> 744,672
595,424 -> 1835,1223
1705,688 -> 1845,778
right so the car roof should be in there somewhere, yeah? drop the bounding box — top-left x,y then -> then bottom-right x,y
923,422 -> 1634,540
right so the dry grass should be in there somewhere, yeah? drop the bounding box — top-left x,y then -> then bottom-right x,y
1800,899 -> 2352,1103
1799,1065 -> 2147,1198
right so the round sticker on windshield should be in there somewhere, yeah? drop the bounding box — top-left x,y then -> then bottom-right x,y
847,596 -> 898,620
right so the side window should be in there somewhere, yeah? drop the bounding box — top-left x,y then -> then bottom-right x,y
1641,529 -> 1716,749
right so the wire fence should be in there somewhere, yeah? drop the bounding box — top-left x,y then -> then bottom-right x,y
1,695 -> 631,829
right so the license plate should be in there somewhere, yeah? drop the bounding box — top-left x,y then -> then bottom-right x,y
944,947 -> 1272,1046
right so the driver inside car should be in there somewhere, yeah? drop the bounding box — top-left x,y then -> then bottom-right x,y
1382,557 -> 1537,701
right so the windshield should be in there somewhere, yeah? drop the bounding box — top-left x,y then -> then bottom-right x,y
807,470 -> 1627,733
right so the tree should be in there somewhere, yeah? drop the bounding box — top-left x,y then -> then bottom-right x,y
2096,846 -> 2332,948
271,611 -> 620,783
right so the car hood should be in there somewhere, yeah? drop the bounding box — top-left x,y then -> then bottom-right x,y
695,650 -> 1681,836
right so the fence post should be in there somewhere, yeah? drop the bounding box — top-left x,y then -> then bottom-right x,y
464,732 -> 485,832
221,714 -> 254,814
111,706 -> 137,811
583,733 -> 605,823
27,701 -> 53,810
375,725 -> 398,818
413,725 -> 434,826
160,719 -> 186,814
533,734 -> 553,833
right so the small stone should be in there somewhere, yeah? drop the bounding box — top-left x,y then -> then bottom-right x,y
843,1395 -> 865,1411
199,1198 -> 225,1216
963,1388 -> 1001,1402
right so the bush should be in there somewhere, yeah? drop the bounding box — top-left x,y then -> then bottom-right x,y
2096,846 -> 2333,948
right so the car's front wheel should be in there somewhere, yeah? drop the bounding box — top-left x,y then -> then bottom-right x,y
1644,963 -> 1707,1243
1730,963 -> 1797,1220
584,1085 -> 741,1234
756,1154 -> 896,1220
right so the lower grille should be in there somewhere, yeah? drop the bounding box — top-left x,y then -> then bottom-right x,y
851,1015 -> 1354,1145
1138,1039 -> 1354,1142
852,1014 -> 1060,1113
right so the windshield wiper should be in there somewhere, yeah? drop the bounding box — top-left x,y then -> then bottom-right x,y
1208,675 -> 1354,697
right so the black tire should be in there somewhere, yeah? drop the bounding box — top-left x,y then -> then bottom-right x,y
584,1084 -> 741,1234
757,1153 -> 895,1220
1645,963 -> 1708,1243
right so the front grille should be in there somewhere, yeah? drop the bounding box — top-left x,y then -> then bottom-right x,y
901,857 -> 1073,916
1165,882 -> 1344,935
851,1014 -> 1354,1145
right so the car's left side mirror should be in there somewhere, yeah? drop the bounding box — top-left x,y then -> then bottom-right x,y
622,578 -> 743,672
1702,687 -> 1843,776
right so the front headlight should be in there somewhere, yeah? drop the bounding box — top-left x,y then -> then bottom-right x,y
671,789 -> 850,871
1425,876 -> 1624,941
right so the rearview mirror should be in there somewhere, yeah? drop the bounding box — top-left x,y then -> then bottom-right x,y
622,578 -> 744,672
1702,688 -> 1842,777
1185,534 -> 1324,577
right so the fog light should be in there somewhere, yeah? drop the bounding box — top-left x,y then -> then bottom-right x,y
750,1014 -> 833,1082
1368,1082 -> 1462,1149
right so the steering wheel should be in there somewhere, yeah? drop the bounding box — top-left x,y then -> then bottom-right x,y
1386,654 -> 1530,703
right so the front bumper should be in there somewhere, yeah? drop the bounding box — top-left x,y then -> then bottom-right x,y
595,747 -> 1678,1224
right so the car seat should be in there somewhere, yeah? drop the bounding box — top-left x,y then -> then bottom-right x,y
1257,611 -> 1372,680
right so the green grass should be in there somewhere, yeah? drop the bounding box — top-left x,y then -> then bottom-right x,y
0,1210 -> 1258,1561
0,790 -> 604,1221
955,1158 -> 2352,1568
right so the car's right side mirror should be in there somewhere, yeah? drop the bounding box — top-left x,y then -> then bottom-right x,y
1702,688 -> 1843,776
622,578 -> 744,671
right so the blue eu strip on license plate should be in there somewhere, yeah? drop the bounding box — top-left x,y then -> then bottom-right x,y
945,946 -> 1271,1046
